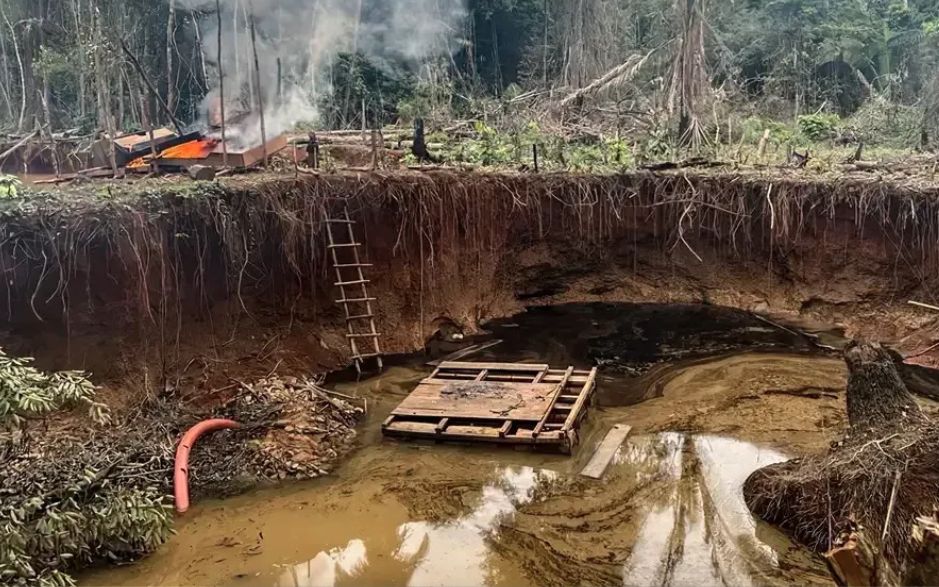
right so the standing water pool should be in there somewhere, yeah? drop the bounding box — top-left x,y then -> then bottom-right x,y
83,303 -> 847,587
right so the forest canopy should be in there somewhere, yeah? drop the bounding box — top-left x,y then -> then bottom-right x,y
0,0 -> 937,150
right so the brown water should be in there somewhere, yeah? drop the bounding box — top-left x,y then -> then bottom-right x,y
83,304 -> 842,587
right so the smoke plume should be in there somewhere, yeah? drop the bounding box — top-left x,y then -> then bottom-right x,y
180,0 -> 467,146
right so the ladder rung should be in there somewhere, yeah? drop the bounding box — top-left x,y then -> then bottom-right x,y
336,297 -> 376,303
353,352 -> 381,359
334,263 -> 373,268
335,279 -> 370,286
346,314 -> 375,320
328,243 -> 362,248
326,219 -> 356,224
347,333 -> 381,338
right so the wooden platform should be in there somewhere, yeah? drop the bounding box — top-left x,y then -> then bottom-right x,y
382,361 -> 598,453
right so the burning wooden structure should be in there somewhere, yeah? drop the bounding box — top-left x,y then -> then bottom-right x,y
382,361 -> 598,453
91,128 -> 209,167
128,133 -> 287,171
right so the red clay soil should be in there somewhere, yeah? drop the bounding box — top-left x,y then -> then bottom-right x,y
1,168 -> 938,411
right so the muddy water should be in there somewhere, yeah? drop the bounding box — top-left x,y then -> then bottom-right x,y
83,303 -> 842,587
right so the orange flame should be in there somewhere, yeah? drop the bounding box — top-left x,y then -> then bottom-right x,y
160,138 -> 219,160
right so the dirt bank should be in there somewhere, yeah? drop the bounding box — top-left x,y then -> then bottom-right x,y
3,167 -> 939,583
2,168 -> 939,393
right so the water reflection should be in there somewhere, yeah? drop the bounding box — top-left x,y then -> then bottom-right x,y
620,434 -> 789,587
277,540 -> 367,587
277,466 -> 556,587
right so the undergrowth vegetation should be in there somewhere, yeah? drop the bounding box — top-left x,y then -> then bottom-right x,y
0,354 -> 173,587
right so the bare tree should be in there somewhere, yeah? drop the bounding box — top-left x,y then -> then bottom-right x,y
667,0 -> 709,147
166,0 -> 177,118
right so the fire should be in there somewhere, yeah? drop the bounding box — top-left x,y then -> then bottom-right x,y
160,138 -> 219,161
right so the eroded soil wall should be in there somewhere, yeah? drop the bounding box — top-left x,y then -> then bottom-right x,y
1,170 -> 937,399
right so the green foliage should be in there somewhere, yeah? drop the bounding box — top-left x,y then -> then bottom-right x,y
797,113 -> 842,140
0,349 -> 108,429
0,347 -> 166,587
565,138 -> 634,171
635,119 -> 676,162
456,121 -> 516,166
319,53 -> 418,129
0,484 -> 172,586
0,175 -> 23,199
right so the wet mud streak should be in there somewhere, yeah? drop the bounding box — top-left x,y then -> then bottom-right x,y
497,434 -> 834,587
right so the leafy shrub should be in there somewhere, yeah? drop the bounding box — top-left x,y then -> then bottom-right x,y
797,113 -> 842,141
0,349 -> 108,429
741,116 -> 795,145
0,175 -> 23,199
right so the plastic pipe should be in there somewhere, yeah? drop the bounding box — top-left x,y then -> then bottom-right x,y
173,418 -> 241,513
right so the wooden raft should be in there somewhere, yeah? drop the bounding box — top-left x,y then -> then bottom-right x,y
382,361 -> 598,453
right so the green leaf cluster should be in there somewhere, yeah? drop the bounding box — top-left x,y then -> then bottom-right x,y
0,349 -> 108,429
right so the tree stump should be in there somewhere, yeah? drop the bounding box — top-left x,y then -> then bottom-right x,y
188,165 -> 216,181
744,342 -> 939,587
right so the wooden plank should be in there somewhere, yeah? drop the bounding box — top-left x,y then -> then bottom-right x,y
533,366 -> 574,438
384,422 -> 565,445
561,368 -> 599,432
391,380 -> 558,421
346,314 -> 375,320
438,361 -> 549,372
580,424 -> 632,479
499,420 -> 512,437
427,340 -> 503,366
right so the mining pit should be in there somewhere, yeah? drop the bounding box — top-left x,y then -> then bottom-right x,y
3,167 -> 939,586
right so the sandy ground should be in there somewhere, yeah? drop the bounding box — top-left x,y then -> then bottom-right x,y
616,353 -> 848,454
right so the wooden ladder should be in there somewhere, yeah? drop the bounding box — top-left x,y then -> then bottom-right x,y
326,206 -> 383,373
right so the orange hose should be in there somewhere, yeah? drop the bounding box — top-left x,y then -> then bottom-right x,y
173,418 -> 241,513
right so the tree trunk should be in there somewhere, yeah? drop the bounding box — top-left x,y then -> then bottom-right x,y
0,0 -> 13,122
216,0 -> 228,167
1,0 -> 27,131
166,0 -> 177,119
248,10 -> 267,166
93,7 -> 117,175
844,343 -> 926,430
71,0 -> 86,120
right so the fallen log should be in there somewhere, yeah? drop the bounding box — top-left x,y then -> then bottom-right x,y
0,131 -> 38,162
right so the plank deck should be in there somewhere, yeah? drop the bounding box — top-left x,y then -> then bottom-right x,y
382,360 -> 598,453
580,424 -> 632,479
392,381 -> 557,421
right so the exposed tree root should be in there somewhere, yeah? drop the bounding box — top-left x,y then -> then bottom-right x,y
744,343 -> 939,585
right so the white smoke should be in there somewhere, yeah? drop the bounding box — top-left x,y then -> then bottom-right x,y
181,0 -> 467,146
